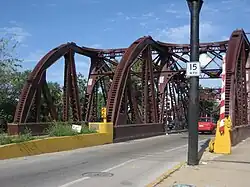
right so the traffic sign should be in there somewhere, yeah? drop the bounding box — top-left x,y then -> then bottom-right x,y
72,124 -> 82,133
186,61 -> 201,77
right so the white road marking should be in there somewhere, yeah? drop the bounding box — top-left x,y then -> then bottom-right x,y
58,177 -> 90,187
102,158 -> 138,172
58,139 -> 208,187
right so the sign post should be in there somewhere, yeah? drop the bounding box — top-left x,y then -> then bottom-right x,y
186,0 -> 203,166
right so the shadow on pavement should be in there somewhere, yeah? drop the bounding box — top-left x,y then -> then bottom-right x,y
198,138 -> 211,162
180,136 -> 188,139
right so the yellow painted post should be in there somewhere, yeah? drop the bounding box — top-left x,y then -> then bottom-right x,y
100,107 -> 113,137
213,117 -> 232,154
100,107 -> 110,133
101,107 -> 106,122
101,107 -> 107,123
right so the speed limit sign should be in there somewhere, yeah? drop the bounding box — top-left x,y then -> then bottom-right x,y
186,61 -> 201,77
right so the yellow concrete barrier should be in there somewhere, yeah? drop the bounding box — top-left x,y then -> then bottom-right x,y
89,122 -> 113,135
0,122 -> 114,160
213,117 -> 232,154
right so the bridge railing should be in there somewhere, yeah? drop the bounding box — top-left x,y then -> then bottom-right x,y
113,123 -> 165,142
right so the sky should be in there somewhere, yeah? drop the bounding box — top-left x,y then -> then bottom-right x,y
1,0 -> 250,87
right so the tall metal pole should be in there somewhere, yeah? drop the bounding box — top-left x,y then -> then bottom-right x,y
187,0 -> 203,165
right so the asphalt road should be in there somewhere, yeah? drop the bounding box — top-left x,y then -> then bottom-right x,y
0,133 -> 212,187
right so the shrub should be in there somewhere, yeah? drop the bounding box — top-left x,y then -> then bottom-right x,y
0,122 -> 97,145
45,122 -> 96,137
0,127 -> 34,145
14,128 -> 34,143
0,134 -> 12,145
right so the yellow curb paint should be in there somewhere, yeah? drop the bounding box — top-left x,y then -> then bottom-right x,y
146,162 -> 186,187
0,122 -> 114,160
0,133 -> 113,160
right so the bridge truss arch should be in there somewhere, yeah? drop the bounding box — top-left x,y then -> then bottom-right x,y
11,29 -> 250,143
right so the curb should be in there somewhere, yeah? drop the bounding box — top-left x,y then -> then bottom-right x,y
167,129 -> 188,134
146,162 -> 186,187
0,133 -> 112,160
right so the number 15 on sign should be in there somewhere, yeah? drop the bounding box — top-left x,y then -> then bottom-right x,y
186,61 -> 201,77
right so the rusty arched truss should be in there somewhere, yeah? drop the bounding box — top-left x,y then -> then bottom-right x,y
10,29 -> 250,143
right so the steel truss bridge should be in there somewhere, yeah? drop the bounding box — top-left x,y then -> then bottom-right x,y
9,29 -> 250,144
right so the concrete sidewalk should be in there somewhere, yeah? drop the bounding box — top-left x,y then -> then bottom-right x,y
158,138 -> 250,187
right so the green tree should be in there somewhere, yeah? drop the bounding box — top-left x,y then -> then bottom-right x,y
0,37 -> 22,124
47,82 -> 63,120
11,70 -> 31,99
0,35 -> 90,124
39,73 -> 88,121
199,85 -> 220,120
77,72 -> 87,103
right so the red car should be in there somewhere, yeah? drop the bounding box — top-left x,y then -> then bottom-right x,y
198,117 -> 217,134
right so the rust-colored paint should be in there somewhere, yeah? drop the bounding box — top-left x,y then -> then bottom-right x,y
11,29 -> 250,145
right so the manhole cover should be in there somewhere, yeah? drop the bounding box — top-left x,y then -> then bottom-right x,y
82,172 -> 114,178
171,185 -> 196,187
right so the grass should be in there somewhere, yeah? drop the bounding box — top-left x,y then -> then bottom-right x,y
0,128 -> 34,145
0,122 -> 97,145
45,122 -> 96,137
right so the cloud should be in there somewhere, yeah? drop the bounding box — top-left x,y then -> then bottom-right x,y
114,11 -> 156,22
139,22 -> 147,27
165,10 -> 178,14
221,0 -> 233,3
201,1 -> 247,15
0,27 -> 31,43
221,35 -> 230,41
46,3 -> 56,7
202,5 -> 219,14
164,3 -> 188,18
83,0 -> 99,4
156,22 -> 218,43
125,16 -> 131,20
116,12 -> 124,16
103,27 -> 112,32
107,11 -> 162,28
24,50 -> 45,63
199,53 -> 212,67
142,12 -> 154,17
20,44 -> 28,48
9,20 -> 18,25
107,19 -> 115,22
89,44 -> 102,48
166,10 -> 189,19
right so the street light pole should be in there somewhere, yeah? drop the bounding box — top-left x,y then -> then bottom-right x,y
186,0 -> 203,166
